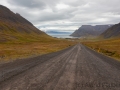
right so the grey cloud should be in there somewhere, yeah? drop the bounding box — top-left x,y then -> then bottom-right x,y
1,0 -> 120,31
38,12 -> 74,22
64,0 -> 87,7
8,0 -> 46,9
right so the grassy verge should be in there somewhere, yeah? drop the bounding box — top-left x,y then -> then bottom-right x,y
81,38 -> 120,61
0,37 -> 77,62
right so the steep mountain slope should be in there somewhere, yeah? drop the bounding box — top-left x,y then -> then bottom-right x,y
71,25 -> 112,37
0,5 -> 48,42
100,23 -> 120,39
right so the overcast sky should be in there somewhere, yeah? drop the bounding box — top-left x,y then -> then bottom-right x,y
1,0 -> 120,32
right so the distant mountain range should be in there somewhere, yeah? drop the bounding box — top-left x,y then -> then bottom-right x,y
0,5 -> 48,42
46,30 -> 72,34
100,23 -> 120,39
71,25 -> 112,37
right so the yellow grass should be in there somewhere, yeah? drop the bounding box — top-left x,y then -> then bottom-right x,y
0,38 -> 77,62
81,38 -> 120,61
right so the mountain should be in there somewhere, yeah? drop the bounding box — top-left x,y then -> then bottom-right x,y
71,25 -> 112,37
0,5 -> 48,42
100,23 -> 120,39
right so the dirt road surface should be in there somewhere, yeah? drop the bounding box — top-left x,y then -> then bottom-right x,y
0,44 -> 120,90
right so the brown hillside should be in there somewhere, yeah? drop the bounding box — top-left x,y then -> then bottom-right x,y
100,23 -> 120,39
0,5 -> 48,42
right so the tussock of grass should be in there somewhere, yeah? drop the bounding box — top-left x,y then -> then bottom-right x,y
81,38 -> 120,61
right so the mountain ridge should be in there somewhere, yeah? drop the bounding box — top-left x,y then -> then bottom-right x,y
71,25 -> 112,37
100,23 -> 120,39
0,5 -> 48,42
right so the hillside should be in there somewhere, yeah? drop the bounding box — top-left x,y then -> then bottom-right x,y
71,25 -> 112,37
100,23 -> 120,39
0,5 -> 48,42
0,5 -> 77,61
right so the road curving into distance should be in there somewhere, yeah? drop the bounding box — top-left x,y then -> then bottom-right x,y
0,44 -> 120,90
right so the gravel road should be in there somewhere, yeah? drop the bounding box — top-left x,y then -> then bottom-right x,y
0,44 -> 120,90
